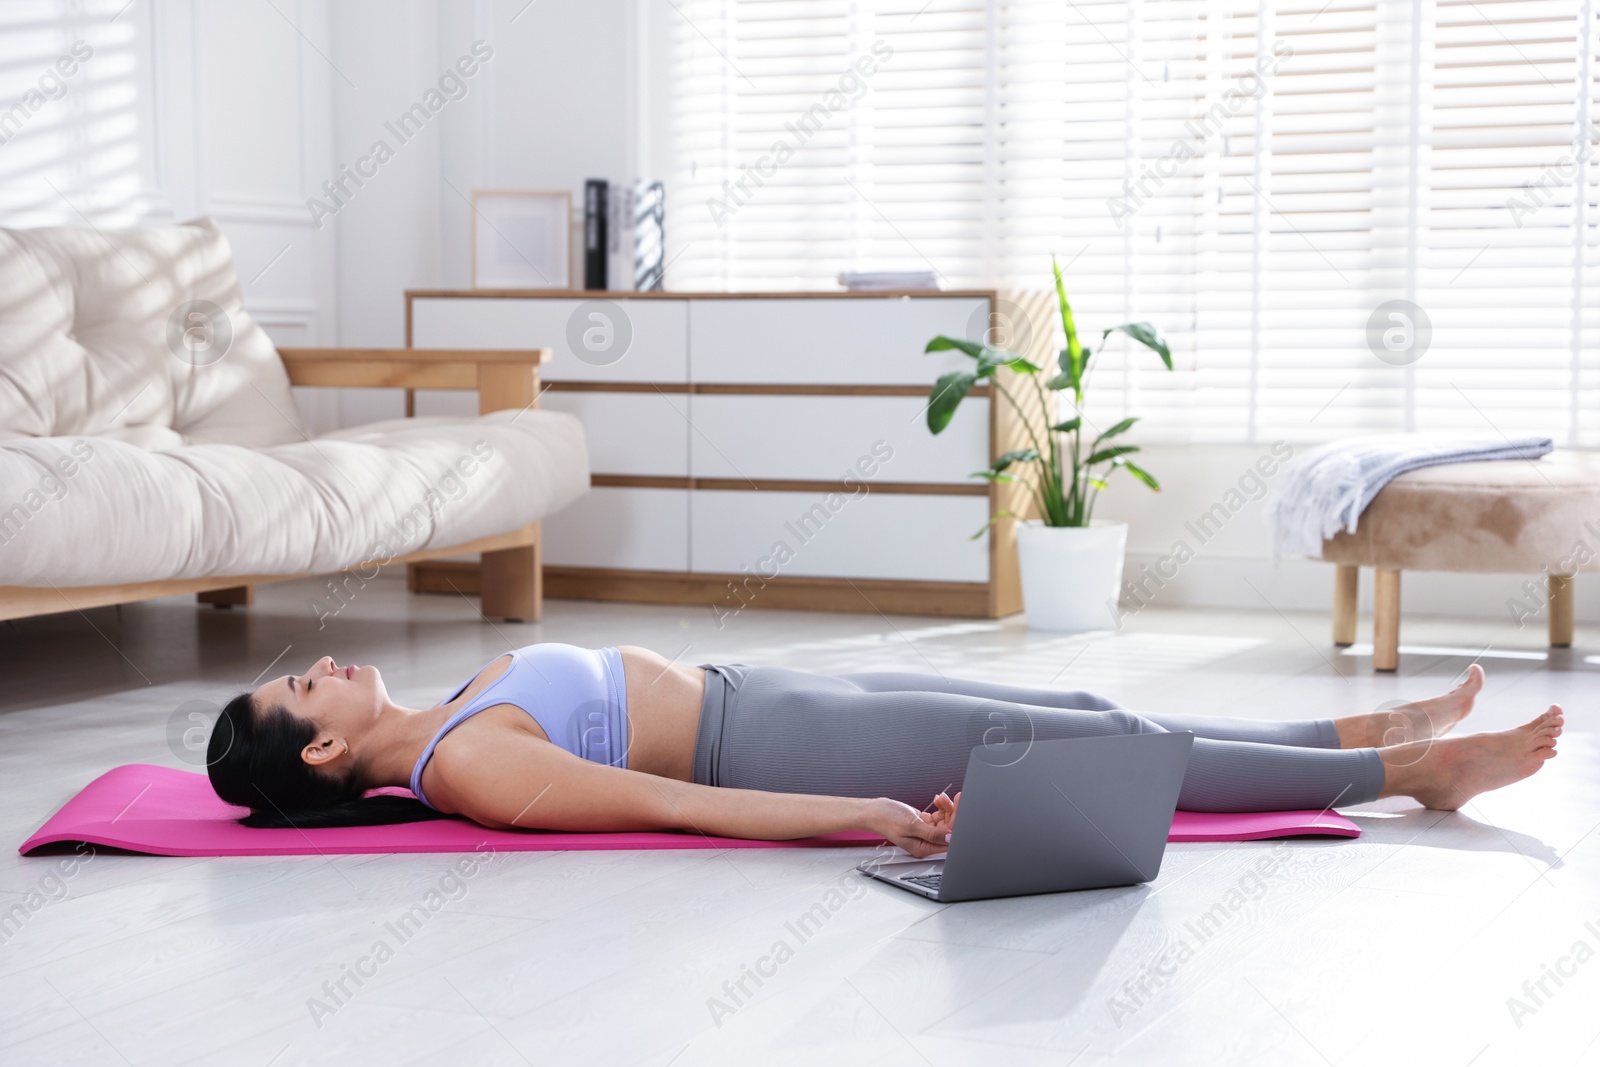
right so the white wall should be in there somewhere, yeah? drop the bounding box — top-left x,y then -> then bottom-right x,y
0,0 -> 337,350
1,0 -> 643,432
314,0 -> 644,427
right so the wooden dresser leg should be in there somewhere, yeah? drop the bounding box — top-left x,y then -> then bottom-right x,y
1549,573 -> 1574,648
1332,564 -> 1359,647
198,585 -> 254,610
1372,568 -> 1400,672
480,528 -> 542,622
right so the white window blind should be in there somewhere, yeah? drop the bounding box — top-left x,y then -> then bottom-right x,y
666,0 -> 1600,444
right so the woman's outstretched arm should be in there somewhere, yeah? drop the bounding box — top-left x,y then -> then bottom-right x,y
422,730 -> 952,857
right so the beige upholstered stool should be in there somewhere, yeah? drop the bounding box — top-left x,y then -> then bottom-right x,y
1321,451 -> 1600,671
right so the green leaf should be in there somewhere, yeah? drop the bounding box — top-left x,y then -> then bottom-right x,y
927,370 -> 978,434
1052,256 -> 1083,375
927,335 -> 985,358
988,447 -> 1040,473
1123,459 -> 1160,490
1044,371 -> 1074,391
926,336 -> 1040,377
1093,416 -> 1139,443
1086,444 -> 1140,465
969,509 -> 1017,541
1089,478 -> 1108,491
1063,348 -> 1083,399
1102,322 -> 1173,370
986,352 -> 1042,375
969,470 -> 1016,483
1050,417 -> 1082,433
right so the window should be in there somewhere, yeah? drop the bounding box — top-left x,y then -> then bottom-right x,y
666,0 -> 1600,443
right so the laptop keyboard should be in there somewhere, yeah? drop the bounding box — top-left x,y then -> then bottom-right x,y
900,873 -> 943,892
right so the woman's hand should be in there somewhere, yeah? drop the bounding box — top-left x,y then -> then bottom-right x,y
925,791 -> 961,838
864,797 -> 954,859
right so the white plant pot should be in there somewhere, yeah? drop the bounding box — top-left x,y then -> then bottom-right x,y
1015,520 -> 1128,632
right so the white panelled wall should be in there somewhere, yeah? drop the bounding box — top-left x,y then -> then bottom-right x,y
0,0 -> 337,358
0,0 -> 644,433
323,0 -> 645,429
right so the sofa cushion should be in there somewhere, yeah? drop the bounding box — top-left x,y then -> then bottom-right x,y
0,409 -> 589,587
0,217 -> 307,449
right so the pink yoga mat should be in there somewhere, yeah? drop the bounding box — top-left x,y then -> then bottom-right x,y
19,764 -> 1360,858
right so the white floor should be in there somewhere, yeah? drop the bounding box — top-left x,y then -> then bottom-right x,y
2,578 -> 1598,1066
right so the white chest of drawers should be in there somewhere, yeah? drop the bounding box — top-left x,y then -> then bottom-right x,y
407,289 -> 1049,619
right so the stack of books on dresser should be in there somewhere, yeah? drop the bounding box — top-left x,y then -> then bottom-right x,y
583,178 -> 666,291
838,270 -> 941,291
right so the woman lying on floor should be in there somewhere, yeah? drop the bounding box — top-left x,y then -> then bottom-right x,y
206,645 -> 1561,857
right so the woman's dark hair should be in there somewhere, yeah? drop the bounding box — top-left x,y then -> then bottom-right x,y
207,691 -> 453,828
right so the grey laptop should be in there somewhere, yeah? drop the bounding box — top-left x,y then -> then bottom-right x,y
857,732 -> 1194,903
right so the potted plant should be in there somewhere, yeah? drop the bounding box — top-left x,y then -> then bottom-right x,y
924,258 -> 1173,630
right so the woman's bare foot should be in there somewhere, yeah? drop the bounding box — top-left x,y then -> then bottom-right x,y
1334,664 -> 1484,748
1380,705 -> 1562,810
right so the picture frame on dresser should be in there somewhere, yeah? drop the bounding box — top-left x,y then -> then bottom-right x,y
469,190 -> 571,289
402,289 -> 1056,619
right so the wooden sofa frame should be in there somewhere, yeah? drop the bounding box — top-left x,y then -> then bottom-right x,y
0,346 -> 551,624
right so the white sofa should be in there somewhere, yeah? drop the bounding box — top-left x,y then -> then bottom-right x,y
0,218 -> 589,621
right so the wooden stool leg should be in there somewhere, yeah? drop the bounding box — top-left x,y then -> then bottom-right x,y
480,526 -> 542,622
1332,564 -> 1359,647
1373,568 -> 1400,672
198,585 -> 254,610
1549,573 -> 1574,648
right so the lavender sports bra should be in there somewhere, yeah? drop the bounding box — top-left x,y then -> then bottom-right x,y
408,643 -> 628,810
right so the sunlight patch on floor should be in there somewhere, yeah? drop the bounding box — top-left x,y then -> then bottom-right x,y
986,632 -> 1269,690
700,626 -> 1266,691
1340,643 -> 1549,662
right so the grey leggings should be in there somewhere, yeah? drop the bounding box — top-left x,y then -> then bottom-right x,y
691,665 -> 1384,811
